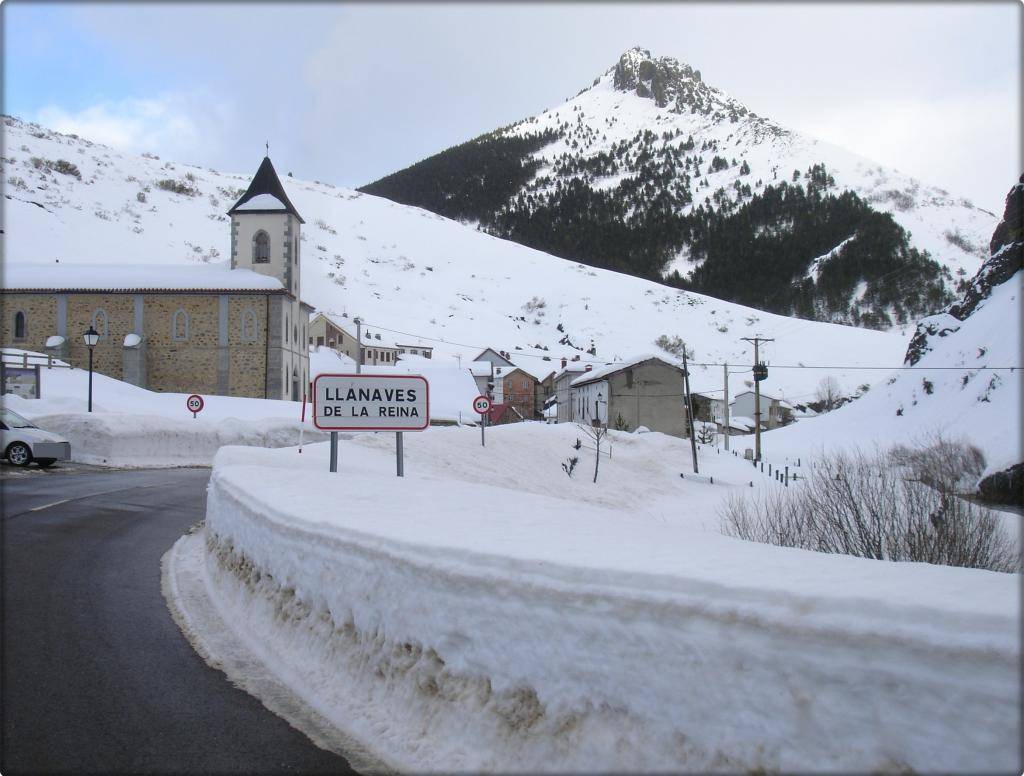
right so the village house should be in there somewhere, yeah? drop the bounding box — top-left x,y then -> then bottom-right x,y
553,358 -> 588,423
395,340 -> 433,359
308,312 -> 358,360
1,156 -> 312,400
359,329 -> 399,365
493,364 -> 538,421
731,390 -> 795,430
569,355 -> 687,436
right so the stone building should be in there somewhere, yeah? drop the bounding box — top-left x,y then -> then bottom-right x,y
569,355 -> 687,436
1,156 -> 313,400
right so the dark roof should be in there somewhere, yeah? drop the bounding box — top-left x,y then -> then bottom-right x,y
228,156 -> 305,223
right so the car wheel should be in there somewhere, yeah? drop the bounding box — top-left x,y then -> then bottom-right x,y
36,459 -> 57,469
6,442 -> 32,467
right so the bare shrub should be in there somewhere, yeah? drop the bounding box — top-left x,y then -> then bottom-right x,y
721,447 -> 1018,573
890,432 -> 986,495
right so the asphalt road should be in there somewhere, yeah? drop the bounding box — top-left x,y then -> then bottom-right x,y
2,465 -> 354,775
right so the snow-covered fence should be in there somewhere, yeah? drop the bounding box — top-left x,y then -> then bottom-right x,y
195,447 -> 1020,773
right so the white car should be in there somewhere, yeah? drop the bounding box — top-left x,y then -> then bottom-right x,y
1,408 -> 71,468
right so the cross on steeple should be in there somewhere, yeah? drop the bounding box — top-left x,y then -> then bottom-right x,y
265,141 -> 269,157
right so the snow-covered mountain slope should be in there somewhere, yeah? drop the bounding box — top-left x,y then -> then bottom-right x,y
361,48 -> 996,329
762,176 -> 1022,490
3,114 -> 907,402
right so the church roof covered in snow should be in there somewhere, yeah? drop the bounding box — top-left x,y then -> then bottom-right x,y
3,263 -> 286,293
228,156 -> 305,223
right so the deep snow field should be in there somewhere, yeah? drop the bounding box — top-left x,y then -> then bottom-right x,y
173,421 -> 1020,773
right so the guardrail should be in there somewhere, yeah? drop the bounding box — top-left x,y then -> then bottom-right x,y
0,350 -> 73,370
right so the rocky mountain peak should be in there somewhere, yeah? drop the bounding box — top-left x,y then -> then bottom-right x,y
605,46 -> 756,124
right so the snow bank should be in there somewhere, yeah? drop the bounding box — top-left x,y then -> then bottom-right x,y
196,429 -> 1019,773
2,349 -> 325,466
30,412 -> 326,467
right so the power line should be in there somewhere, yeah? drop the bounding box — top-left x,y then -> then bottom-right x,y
351,319 -> 1020,371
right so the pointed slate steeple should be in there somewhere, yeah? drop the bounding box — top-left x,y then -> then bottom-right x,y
228,156 -> 305,223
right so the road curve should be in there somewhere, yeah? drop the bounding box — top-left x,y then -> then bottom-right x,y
2,466 -> 354,774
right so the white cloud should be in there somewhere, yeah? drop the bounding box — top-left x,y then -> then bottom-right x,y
35,93 -> 234,169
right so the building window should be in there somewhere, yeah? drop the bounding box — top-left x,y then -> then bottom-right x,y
241,308 -> 258,342
626,370 -> 634,389
253,231 -> 270,263
293,324 -> 298,344
13,311 -> 27,340
172,308 -> 189,341
294,238 -> 299,265
91,308 -> 109,339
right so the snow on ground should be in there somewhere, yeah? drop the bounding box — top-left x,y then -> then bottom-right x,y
757,276 -> 1023,477
2,349 -> 322,466
185,422 -> 1018,773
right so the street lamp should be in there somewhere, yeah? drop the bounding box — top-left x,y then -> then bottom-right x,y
83,326 -> 99,412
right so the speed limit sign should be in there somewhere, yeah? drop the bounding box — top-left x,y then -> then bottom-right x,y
472,395 -> 491,414
186,394 -> 204,418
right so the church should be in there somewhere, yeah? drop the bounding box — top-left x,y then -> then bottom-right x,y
1,157 -> 313,400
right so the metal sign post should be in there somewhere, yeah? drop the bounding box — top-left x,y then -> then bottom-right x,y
472,395 -> 491,446
313,373 -> 429,476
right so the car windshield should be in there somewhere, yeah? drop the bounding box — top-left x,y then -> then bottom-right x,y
1,408 -> 37,429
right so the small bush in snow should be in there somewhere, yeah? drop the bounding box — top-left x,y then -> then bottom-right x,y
561,456 -> 579,478
155,178 -> 198,197
721,446 -> 1017,573
523,296 -> 547,313
654,334 -> 692,359
136,190 -> 147,203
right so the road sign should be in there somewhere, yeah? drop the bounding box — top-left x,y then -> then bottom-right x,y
473,395 -> 491,414
186,394 -> 204,418
313,374 -> 429,431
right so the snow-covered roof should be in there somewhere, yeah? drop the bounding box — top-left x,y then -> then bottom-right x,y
571,354 -> 680,387
235,193 -> 286,211
553,363 -> 588,381
469,362 -> 493,377
228,156 -> 304,223
3,263 -> 285,292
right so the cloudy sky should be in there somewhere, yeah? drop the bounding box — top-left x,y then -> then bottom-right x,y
4,2 -> 1019,212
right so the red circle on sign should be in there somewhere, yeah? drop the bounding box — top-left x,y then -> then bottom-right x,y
473,395 -> 491,414
186,394 -> 204,413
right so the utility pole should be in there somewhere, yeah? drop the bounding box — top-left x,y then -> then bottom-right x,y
741,336 -> 773,463
355,317 -> 362,374
682,352 -> 698,474
722,363 -> 730,452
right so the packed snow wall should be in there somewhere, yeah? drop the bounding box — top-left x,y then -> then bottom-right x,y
199,448 -> 1019,773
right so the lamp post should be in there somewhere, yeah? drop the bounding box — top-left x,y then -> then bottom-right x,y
83,326 -> 99,412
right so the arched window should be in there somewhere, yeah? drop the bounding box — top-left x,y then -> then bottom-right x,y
171,308 -> 189,342
91,309 -> 108,339
13,311 -> 27,339
284,315 -> 289,343
252,231 -> 270,263
240,308 -> 258,342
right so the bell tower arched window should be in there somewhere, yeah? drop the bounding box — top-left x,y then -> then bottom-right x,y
253,231 -> 270,263
13,311 -> 27,340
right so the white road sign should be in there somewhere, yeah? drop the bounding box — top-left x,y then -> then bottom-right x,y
313,374 -> 429,431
